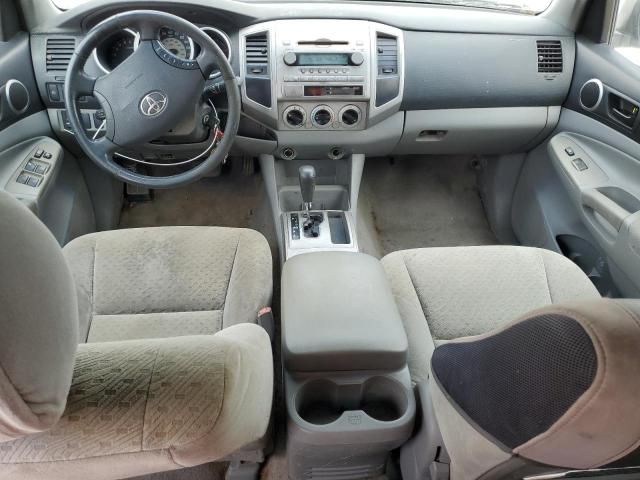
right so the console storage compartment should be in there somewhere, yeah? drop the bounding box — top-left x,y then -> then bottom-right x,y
282,252 -> 415,479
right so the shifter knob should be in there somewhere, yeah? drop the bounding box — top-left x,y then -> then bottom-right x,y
298,165 -> 316,209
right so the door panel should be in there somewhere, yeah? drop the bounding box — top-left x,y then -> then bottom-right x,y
0,2 -> 96,245
548,130 -> 640,296
565,39 -> 640,140
536,2 -> 640,297
0,31 -> 43,131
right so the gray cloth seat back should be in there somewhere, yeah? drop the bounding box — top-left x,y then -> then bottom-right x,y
0,191 -> 274,480
430,299 -> 640,480
0,190 -> 78,442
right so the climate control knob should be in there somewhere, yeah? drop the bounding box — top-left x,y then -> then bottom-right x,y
283,105 -> 306,127
340,105 -> 361,126
283,52 -> 298,66
349,52 -> 364,66
311,105 -> 334,128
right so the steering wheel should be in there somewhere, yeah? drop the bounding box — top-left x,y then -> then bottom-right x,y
64,10 -> 241,189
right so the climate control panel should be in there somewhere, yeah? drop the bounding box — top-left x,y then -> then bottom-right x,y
280,102 -> 366,130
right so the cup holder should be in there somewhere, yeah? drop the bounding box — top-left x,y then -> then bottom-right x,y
295,377 -> 410,426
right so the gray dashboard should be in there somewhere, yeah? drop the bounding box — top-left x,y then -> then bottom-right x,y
28,0 -> 576,160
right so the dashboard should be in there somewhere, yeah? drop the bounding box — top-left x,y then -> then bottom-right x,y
29,0 -> 576,160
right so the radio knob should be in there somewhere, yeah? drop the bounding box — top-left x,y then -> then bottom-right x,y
283,52 -> 298,66
350,52 -> 364,66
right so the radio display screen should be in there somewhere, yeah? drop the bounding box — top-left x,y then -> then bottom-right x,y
297,53 -> 350,66
304,85 -> 363,96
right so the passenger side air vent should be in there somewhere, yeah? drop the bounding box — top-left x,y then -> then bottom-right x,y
46,38 -> 75,73
245,33 -> 269,76
377,34 -> 398,76
375,33 -> 400,107
244,32 -> 271,108
537,40 -> 563,73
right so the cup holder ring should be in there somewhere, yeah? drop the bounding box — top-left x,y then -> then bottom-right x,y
292,376 -> 415,429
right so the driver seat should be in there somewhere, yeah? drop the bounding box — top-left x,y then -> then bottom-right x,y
0,190 -> 274,480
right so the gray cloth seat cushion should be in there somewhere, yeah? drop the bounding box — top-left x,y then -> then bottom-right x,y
0,324 -> 274,480
62,226 -> 273,343
381,246 -> 600,384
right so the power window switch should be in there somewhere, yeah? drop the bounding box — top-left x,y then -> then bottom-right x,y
35,164 -> 48,175
565,147 -> 575,156
572,158 -> 589,171
24,161 -> 37,172
16,173 -> 29,185
27,176 -> 41,188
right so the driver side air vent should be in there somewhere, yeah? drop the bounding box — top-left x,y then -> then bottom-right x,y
46,38 -> 75,73
537,40 -> 563,73
244,32 -> 271,108
245,33 -> 269,76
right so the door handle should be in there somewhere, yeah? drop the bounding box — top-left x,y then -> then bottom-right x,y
581,188 -> 631,232
612,107 -> 633,120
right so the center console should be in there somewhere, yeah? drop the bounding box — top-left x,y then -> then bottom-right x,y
282,252 -> 415,479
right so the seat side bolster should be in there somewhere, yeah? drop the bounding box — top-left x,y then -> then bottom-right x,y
539,249 -> 600,303
381,252 -> 435,385
63,234 -> 98,343
171,323 -> 274,466
222,230 -> 273,329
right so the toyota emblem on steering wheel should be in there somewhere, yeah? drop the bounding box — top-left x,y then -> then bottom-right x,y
139,91 -> 168,117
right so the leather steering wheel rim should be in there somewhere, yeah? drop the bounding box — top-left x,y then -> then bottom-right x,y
64,10 -> 241,189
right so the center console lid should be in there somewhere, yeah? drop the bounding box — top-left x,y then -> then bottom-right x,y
282,251 -> 408,372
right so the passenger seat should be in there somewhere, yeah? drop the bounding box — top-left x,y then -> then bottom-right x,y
381,246 -> 600,384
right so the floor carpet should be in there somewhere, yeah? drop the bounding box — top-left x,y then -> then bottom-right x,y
358,155 -> 498,257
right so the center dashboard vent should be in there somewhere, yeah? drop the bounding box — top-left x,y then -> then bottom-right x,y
537,40 -> 563,74
46,38 -> 76,73
245,33 -> 269,76
376,34 -> 398,76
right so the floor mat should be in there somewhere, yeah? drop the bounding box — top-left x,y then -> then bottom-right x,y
127,463 -> 227,480
359,155 -> 498,257
119,163 -> 274,237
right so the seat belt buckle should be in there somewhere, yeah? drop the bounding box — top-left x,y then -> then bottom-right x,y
258,307 -> 274,342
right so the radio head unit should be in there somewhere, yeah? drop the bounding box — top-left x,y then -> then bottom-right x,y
283,52 -> 364,67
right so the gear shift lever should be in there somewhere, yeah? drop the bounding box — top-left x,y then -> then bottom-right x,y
298,165 -> 321,237
298,165 -> 316,213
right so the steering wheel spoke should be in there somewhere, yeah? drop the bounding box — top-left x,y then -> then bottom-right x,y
70,70 -> 96,97
93,136 -> 118,161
